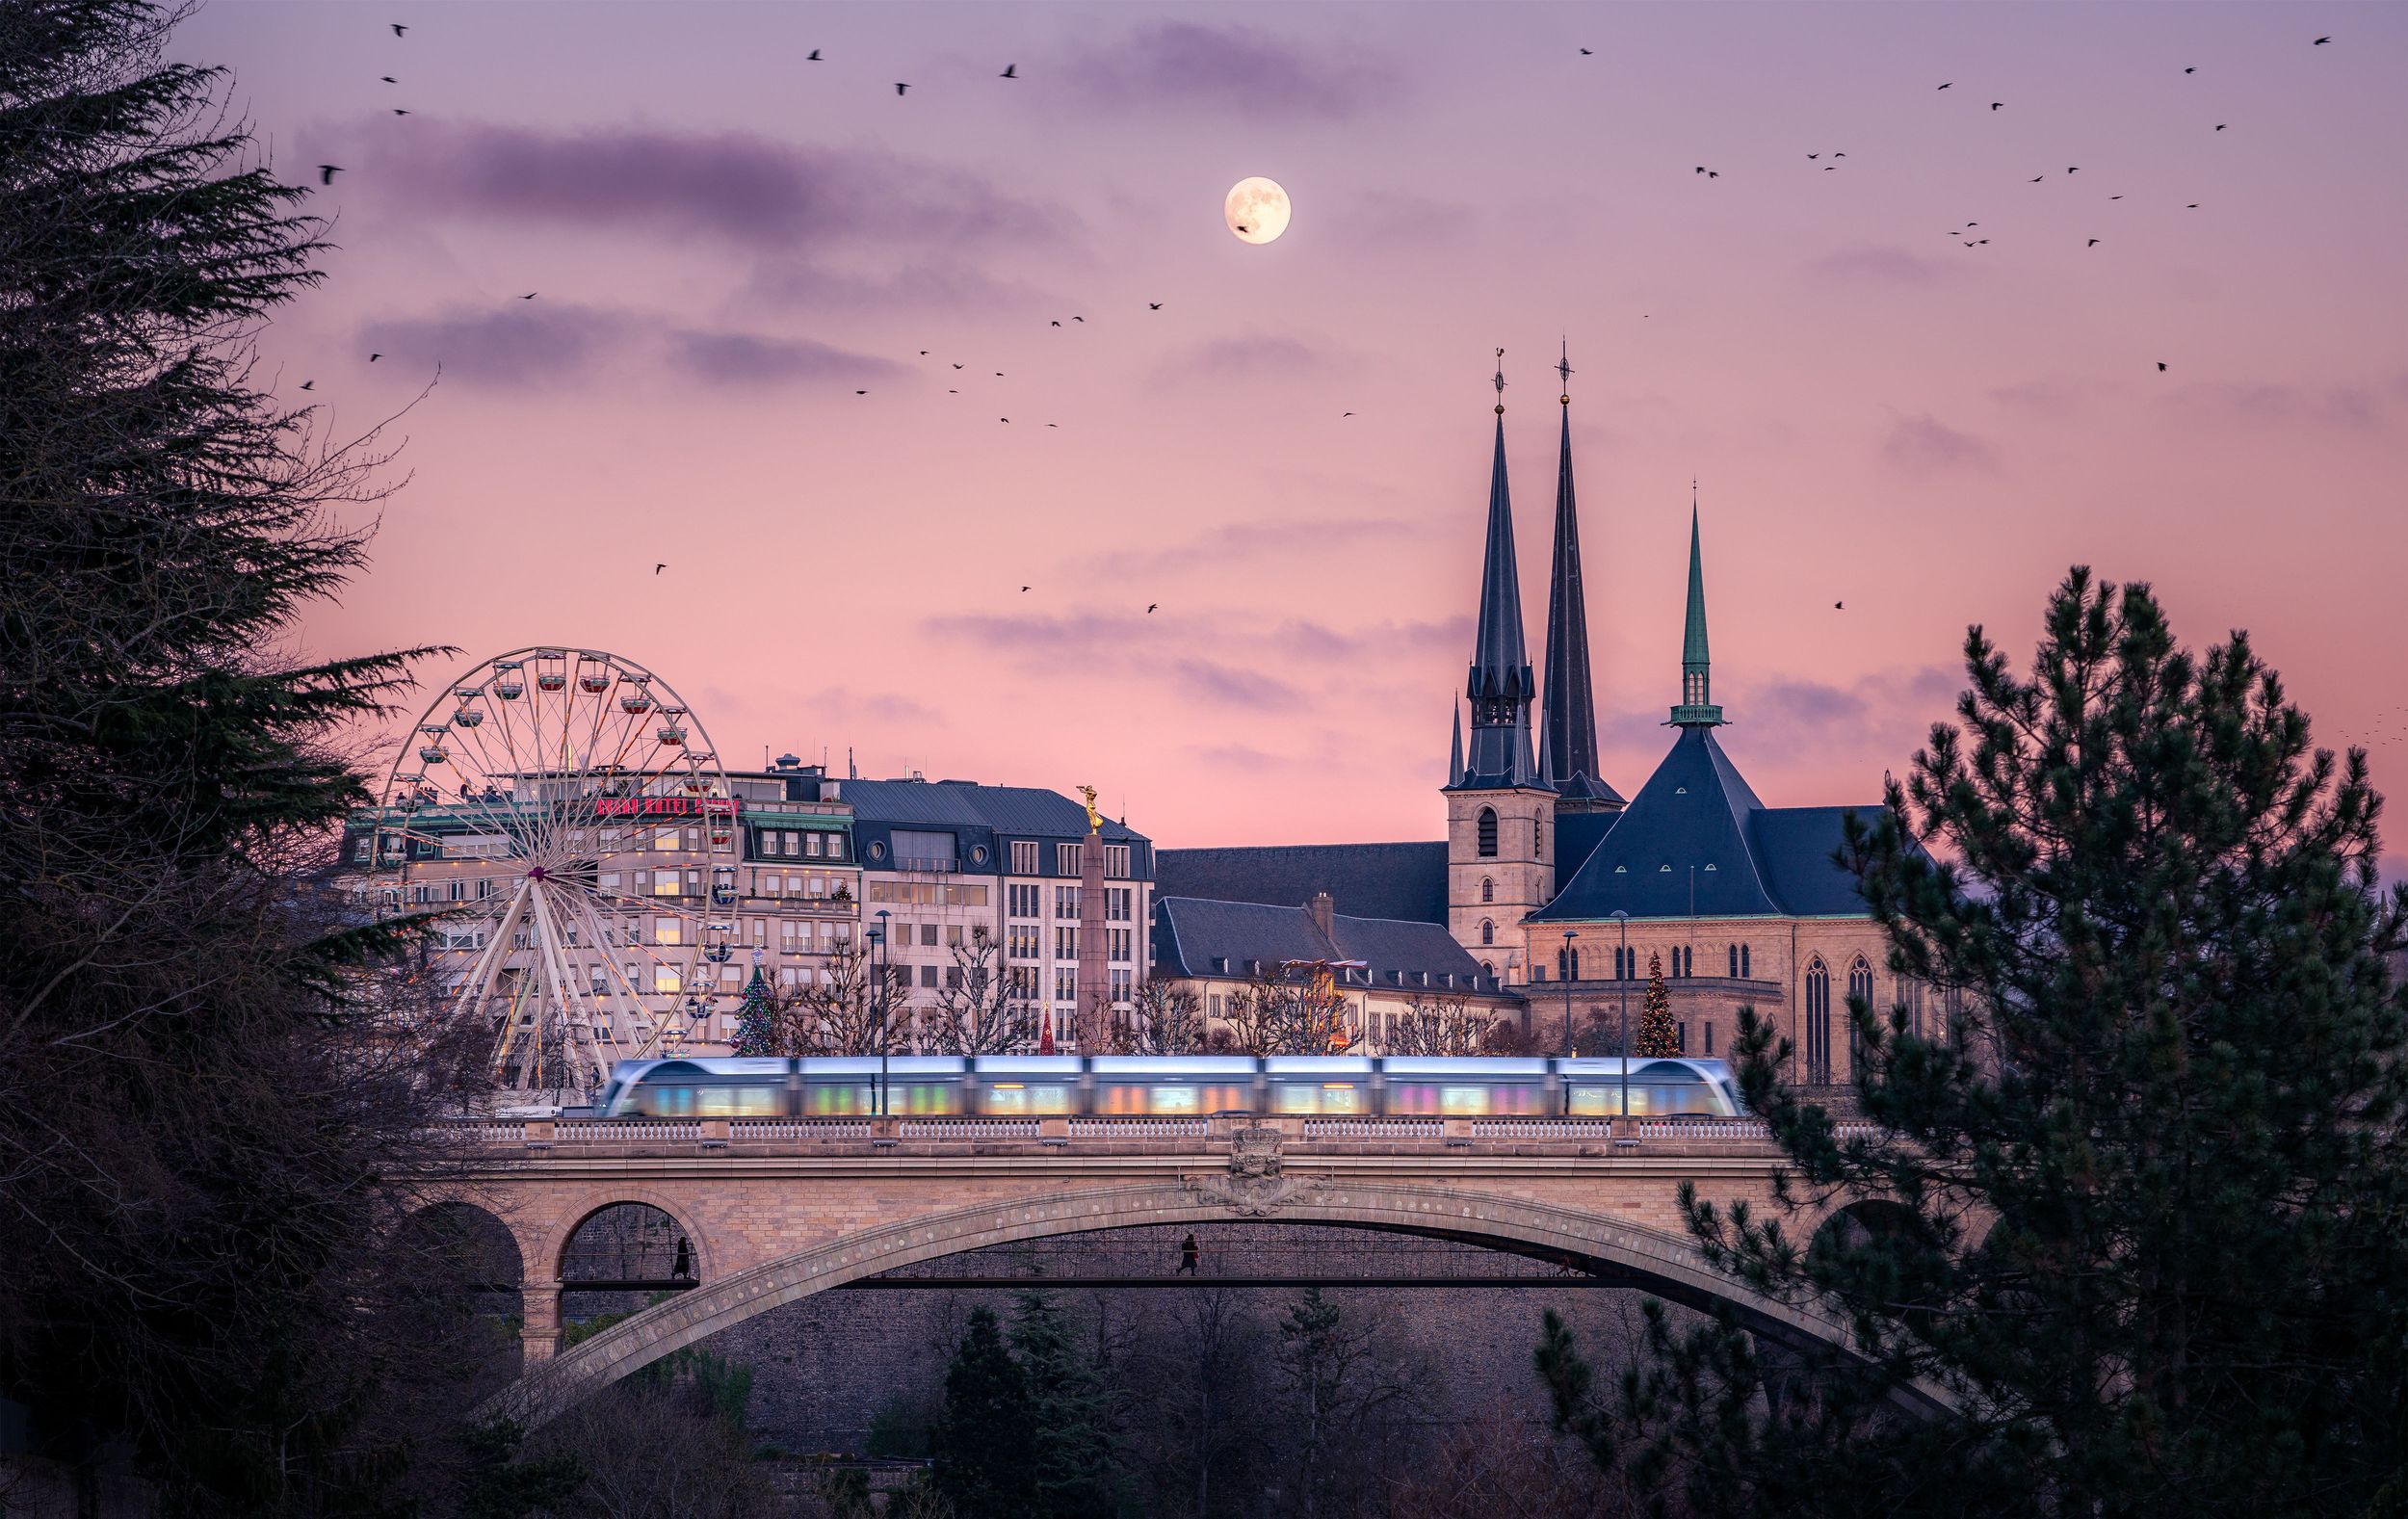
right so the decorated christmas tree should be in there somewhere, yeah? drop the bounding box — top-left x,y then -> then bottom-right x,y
1633,950 -> 1679,1057
730,966 -> 777,1056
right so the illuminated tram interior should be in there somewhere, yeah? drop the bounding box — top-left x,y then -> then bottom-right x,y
593,1055 -> 1744,1120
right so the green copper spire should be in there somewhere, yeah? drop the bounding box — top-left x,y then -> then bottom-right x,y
1668,489 -> 1724,726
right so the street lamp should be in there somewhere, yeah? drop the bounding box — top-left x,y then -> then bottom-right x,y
871,908 -> 892,1117
1610,910 -> 1631,1121
1560,930 -> 1577,1057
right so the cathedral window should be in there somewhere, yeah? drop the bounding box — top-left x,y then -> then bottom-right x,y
1479,919 -> 1495,946
1805,959 -> 1832,1083
1741,944 -> 1752,978
1535,819 -> 1545,858
1477,807 -> 1498,857
1480,877 -> 1494,904
1849,958 -> 1874,1074
1728,944 -> 1739,978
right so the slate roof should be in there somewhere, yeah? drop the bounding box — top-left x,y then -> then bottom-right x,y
1531,725 -> 1883,921
1155,842 -> 1449,927
1154,897 -> 1500,992
838,778 -> 1147,845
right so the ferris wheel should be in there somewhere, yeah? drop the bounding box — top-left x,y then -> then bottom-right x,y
364,647 -> 740,1094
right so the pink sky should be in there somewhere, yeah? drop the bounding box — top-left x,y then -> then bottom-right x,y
184,2 -> 2408,870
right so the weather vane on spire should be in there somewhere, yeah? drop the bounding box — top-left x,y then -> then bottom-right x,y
1557,339 -> 1573,403
1493,348 -> 1506,413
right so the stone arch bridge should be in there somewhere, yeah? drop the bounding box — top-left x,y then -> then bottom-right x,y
433,1113 -> 1876,1428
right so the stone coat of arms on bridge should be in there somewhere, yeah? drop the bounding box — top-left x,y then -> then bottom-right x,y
1183,1125 -> 1327,1218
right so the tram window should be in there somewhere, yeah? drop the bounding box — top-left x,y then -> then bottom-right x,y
1271,1082 -> 1366,1115
802,1083 -> 876,1115
983,1082 -> 1075,1115
693,1085 -> 780,1117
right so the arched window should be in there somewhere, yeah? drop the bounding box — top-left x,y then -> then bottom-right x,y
1728,944 -> 1739,979
1741,944 -> 1752,979
1481,960 -> 1495,978
1848,957 -> 1874,1076
1535,818 -> 1545,858
1477,807 -> 1498,857
1480,877 -> 1494,904
1479,919 -> 1495,946
1804,958 -> 1832,1084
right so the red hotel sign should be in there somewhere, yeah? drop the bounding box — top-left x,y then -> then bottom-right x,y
593,797 -> 738,818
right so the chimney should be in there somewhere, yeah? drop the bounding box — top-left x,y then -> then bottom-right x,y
1306,891 -> 1335,943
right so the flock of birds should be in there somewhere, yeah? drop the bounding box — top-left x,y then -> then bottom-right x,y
296,22 -> 2354,628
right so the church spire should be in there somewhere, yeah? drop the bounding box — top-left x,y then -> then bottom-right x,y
1456,350 -> 1540,789
1449,698 -> 1464,786
1668,487 -> 1724,727
1540,340 -> 1617,805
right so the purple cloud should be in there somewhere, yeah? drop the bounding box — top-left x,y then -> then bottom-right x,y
1086,515 -> 1415,575
2159,380 -> 2389,432
345,121 -> 1068,250
356,302 -> 631,385
668,330 -> 904,386
1171,659 -> 1303,711
1326,189 -> 1472,249
746,258 -> 1054,315
1882,413 -> 1999,475
1150,335 -> 1332,388
1063,21 -> 1395,120
1807,245 -> 1960,286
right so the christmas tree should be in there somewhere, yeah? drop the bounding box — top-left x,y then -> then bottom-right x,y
730,967 -> 777,1056
1633,950 -> 1679,1057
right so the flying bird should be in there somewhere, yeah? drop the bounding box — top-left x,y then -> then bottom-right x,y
1580,47 -> 1592,55
2185,65 -> 2196,73
1047,422 -> 1058,428
1000,64 -> 1017,78
1834,602 -> 1845,610
368,353 -> 381,362
1000,417 -> 1008,423
381,75 -> 396,83
1072,316 -> 1084,323
1991,101 -> 2003,110
655,563 -> 667,574
2315,36 -> 2331,44
1235,223 -> 1249,233
1707,170 -> 1718,178
2030,175 -> 2044,183
2067,167 -> 2079,173
2157,362 -> 2168,372
953,363 -> 964,369
1050,320 -> 1061,327
854,389 -> 867,395
894,82 -> 909,95
1342,411 -> 1353,416
390,22 -> 406,36
300,380 -> 314,390
1808,153 -> 1819,160
1147,604 -> 1158,614
1148,302 -> 1162,310
1937,82 -> 1951,90
392,108 -> 409,116
2215,123 -> 2227,131
2187,203 -> 2199,208
2088,238 -> 2100,246
919,349 -> 929,354
317,164 -> 342,184
1021,586 -> 1030,592
807,48 -> 822,61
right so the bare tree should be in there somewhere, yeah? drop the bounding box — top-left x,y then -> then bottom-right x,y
769,945 -> 896,1056
1378,990 -> 1505,1056
1108,978 -> 1206,1055
924,926 -> 1039,1055
1218,965 -> 1358,1056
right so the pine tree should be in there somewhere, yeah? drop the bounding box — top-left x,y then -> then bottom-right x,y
1010,1290 -> 1118,1519
1541,568 -> 2408,1518
729,966 -> 776,1055
929,1308 -> 1037,1519
2,0 -> 474,1504
1633,950 -> 1679,1056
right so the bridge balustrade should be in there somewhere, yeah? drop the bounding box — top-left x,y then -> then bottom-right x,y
1299,1118 -> 1442,1139
1066,1118 -> 1209,1139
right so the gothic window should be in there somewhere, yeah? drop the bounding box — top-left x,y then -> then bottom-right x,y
1727,943 -> 1740,978
1480,877 -> 1494,904
1480,919 -> 1495,946
1535,818 -> 1545,858
1741,944 -> 1752,979
1477,807 -> 1498,857
1804,959 -> 1832,1084
1848,957 -> 1874,1076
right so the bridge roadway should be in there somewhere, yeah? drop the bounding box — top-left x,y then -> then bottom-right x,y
437,1113 -> 1867,1427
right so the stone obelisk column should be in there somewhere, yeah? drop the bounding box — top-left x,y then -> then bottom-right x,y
1076,823 -> 1110,1050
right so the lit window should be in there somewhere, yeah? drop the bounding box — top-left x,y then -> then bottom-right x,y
655,828 -> 679,851
654,965 -> 681,993
654,919 -> 680,945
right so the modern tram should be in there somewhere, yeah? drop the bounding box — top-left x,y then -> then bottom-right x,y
592,1055 -> 1745,1121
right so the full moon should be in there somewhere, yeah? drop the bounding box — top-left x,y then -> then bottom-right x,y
1225,176 -> 1291,245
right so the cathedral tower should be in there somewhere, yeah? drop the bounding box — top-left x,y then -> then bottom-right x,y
1445,354 -> 1555,982
1538,345 -> 1624,812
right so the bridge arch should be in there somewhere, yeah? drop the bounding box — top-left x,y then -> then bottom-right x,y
535,1186 -> 720,1285
481,1178 -> 1889,1428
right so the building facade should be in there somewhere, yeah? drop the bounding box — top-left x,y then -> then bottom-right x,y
839,775 -> 1155,1050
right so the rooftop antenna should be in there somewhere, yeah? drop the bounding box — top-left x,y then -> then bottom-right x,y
847,746 -> 857,780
